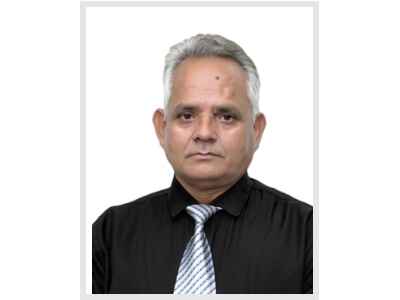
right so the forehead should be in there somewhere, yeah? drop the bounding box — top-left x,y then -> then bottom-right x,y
170,56 -> 249,109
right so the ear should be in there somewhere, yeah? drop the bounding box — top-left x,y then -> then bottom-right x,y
153,109 -> 167,148
253,113 -> 267,150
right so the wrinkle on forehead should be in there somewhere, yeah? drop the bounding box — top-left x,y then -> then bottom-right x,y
173,56 -> 246,84
173,84 -> 238,101
169,56 -> 249,108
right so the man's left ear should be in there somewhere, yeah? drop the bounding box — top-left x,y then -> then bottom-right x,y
253,113 -> 267,150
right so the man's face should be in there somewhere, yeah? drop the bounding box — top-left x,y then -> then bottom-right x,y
154,56 -> 265,187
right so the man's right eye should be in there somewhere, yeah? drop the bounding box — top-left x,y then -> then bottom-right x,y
178,112 -> 194,121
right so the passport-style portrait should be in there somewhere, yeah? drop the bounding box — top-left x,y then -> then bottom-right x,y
81,2 -> 317,296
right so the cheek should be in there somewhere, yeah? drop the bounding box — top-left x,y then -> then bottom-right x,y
221,127 -> 254,157
165,126 -> 191,153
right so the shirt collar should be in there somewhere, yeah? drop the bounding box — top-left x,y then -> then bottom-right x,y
167,172 -> 253,219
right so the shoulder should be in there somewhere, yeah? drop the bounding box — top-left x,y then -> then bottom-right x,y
250,177 -> 313,219
92,187 -> 170,248
92,187 -> 170,228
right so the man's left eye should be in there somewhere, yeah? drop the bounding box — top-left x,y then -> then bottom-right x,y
218,114 -> 234,122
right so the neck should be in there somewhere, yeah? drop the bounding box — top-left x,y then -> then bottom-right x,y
175,174 -> 243,204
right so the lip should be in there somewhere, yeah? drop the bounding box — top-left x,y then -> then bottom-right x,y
192,154 -> 216,160
187,152 -> 221,159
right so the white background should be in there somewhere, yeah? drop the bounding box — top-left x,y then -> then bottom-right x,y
86,6 -> 313,293
86,6 -> 314,224
1,0 -> 400,300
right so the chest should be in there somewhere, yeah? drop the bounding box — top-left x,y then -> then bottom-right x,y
108,216 -> 305,293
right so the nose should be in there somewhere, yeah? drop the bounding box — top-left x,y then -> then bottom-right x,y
193,114 -> 217,143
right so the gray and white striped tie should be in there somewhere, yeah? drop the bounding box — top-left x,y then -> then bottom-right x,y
173,204 -> 222,295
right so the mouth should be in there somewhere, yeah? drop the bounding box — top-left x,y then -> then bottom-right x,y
187,152 -> 222,159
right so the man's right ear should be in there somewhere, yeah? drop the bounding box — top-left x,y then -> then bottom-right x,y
152,109 -> 166,148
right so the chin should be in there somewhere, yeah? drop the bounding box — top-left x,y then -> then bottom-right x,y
182,168 -> 225,182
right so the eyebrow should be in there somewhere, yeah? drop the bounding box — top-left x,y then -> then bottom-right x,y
172,104 -> 198,113
172,104 -> 242,115
214,106 -> 242,116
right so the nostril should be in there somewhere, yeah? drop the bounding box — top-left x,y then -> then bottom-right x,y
194,136 -> 216,143
194,122 -> 216,139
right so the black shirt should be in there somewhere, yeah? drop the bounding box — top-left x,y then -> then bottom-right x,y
92,172 -> 313,294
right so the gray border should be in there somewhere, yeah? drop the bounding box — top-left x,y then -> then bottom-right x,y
82,1 -> 315,7
312,3 -> 319,297
80,2 -> 319,299
80,2 -> 87,299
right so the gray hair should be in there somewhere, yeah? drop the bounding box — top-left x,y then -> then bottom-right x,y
163,34 -> 260,120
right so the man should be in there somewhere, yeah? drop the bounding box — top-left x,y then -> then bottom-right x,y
92,34 -> 313,294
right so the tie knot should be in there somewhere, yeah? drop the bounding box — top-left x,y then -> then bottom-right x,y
186,204 -> 222,225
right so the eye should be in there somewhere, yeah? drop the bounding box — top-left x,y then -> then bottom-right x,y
217,113 -> 235,123
178,112 -> 194,121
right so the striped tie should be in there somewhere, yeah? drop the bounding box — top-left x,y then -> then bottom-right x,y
173,204 -> 222,295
